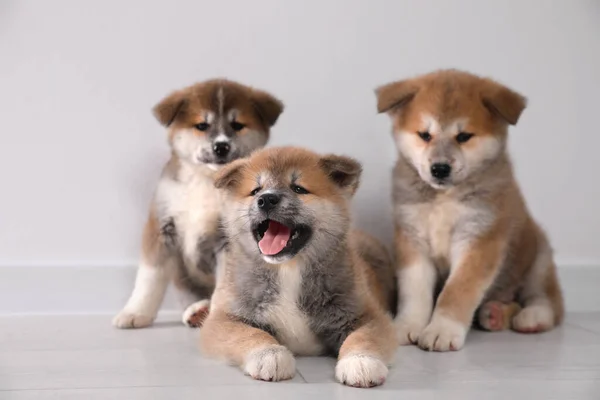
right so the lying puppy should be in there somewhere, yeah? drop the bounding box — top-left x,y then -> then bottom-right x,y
113,79 -> 284,329
376,69 -> 564,351
200,147 -> 397,388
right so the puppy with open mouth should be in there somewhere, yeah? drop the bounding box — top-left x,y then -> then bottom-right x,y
200,147 -> 398,388
113,79 -> 283,329
376,69 -> 564,351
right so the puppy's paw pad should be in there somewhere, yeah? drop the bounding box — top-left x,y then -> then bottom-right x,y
244,346 -> 296,382
182,300 -> 210,328
336,354 -> 388,388
418,317 -> 467,352
512,305 -> 553,334
478,301 -> 520,331
395,318 -> 428,345
112,311 -> 154,329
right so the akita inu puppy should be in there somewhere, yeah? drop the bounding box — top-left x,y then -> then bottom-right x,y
376,69 -> 564,351
200,147 -> 397,387
113,79 -> 283,329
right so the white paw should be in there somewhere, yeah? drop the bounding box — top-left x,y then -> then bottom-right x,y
112,311 -> 154,329
244,346 -> 296,382
512,304 -> 554,333
335,354 -> 388,388
395,316 -> 429,345
182,300 -> 211,328
418,315 -> 467,352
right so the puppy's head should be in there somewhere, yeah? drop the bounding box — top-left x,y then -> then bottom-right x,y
215,147 -> 362,264
376,69 -> 527,189
153,79 -> 284,169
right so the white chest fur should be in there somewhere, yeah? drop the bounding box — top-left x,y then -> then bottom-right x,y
265,265 -> 323,356
155,164 -> 222,265
398,196 -> 490,266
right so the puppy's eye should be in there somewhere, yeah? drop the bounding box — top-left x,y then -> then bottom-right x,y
456,132 -> 474,144
196,122 -> 210,131
291,184 -> 309,195
417,131 -> 432,142
249,187 -> 261,196
231,121 -> 245,132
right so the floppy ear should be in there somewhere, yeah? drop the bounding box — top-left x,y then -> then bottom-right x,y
214,158 -> 247,190
319,154 -> 363,195
375,80 -> 419,113
251,89 -> 284,128
480,79 -> 527,125
152,90 -> 187,127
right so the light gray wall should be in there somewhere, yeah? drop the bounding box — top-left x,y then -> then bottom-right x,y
1,0 -> 598,268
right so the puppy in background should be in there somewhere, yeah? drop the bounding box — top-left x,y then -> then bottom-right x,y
376,69 -> 564,351
200,147 -> 397,388
113,79 -> 284,329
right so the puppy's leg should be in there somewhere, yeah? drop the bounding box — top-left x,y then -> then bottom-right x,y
512,242 -> 564,333
394,229 -> 437,345
113,211 -> 172,329
178,235 -> 224,327
112,261 -> 170,329
200,311 -> 295,382
335,312 -> 397,388
173,262 -> 217,328
418,233 -> 505,351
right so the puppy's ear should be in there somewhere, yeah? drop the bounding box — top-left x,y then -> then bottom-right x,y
152,90 -> 187,127
480,79 -> 527,125
214,158 -> 247,190
319,154 -> 362,195
375,80 -> 419,113
252,89 -> 284,128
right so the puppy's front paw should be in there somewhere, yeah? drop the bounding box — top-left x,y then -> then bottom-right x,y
112,311 -> 154,329
335,354 -> 388,388
395,317 -> 428,345
182,300 -> 210,328
418,316 -> 467,352
244,346 -> 296,382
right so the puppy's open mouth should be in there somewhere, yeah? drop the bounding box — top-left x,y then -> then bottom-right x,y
253,219 -> 311,257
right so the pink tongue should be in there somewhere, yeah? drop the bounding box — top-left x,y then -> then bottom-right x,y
259,221 -> 291,256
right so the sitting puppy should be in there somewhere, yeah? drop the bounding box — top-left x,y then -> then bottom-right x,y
200,147 -> 398,388
113,79 -> 284,329
376,69 -> 564,351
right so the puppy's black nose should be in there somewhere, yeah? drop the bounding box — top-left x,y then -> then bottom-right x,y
257,193 -> 280,212
431,163 -> 452,179
213,142 -> 230,158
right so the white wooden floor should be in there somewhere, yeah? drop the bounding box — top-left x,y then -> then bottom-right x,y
1,313 -> 599,399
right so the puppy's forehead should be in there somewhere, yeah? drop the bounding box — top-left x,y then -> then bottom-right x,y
255,170 -> 302,187
199,109 -> 239,125
188,81 -> 252,116
244,148 -> 322,183
250,162 -> 304,186
420,113 -> 468,134
403,81 -> 496,133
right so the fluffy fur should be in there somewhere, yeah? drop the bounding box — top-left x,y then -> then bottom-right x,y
113,79 -> 284,329
376,69 -> 564,351
200,147 -> 398,388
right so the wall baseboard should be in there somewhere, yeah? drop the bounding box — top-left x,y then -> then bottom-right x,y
0,265 -> 598,315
